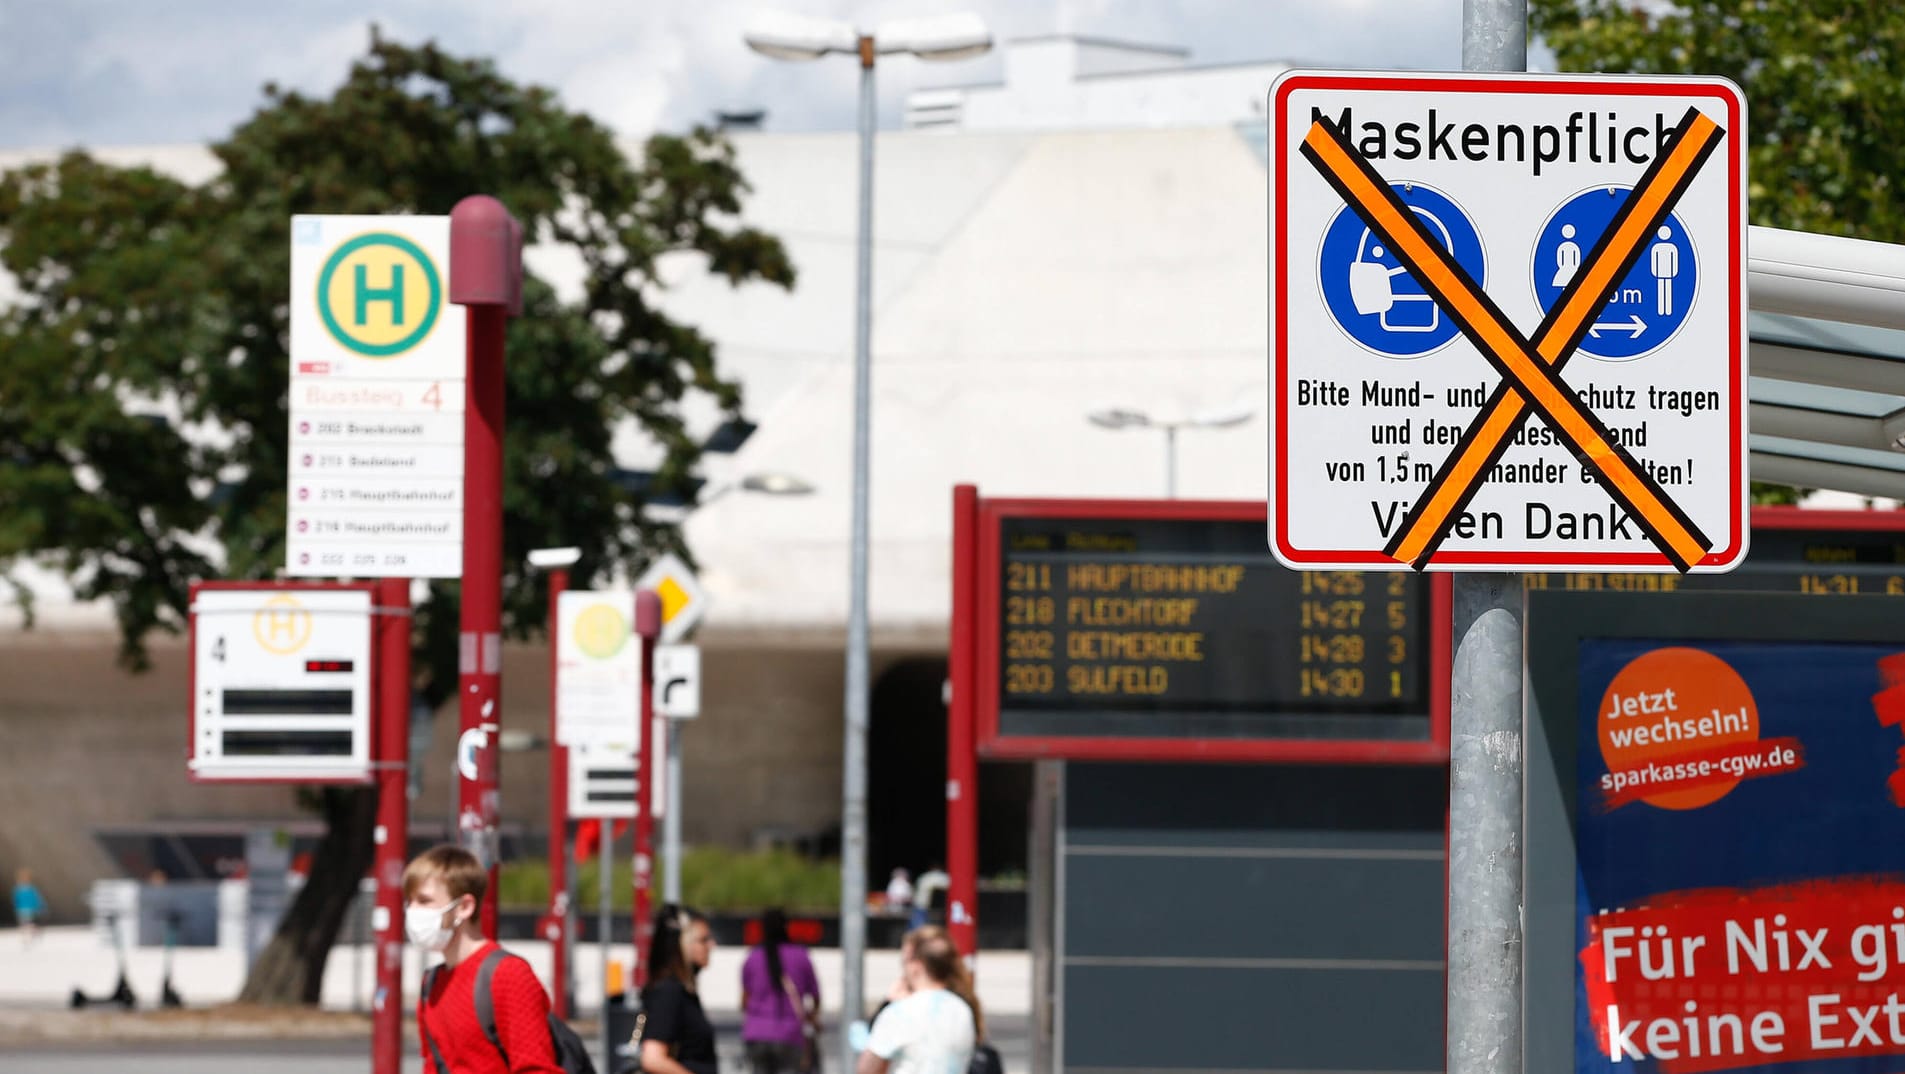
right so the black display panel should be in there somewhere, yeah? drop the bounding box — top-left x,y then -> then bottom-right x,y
1523,523 -> 1905,597
996,516 -> 1433,741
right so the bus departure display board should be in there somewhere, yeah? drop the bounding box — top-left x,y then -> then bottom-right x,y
969,499 -> 1451,762
1522,508 -> 1905,597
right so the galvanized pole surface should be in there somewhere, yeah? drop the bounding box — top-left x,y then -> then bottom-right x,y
1448,575 -> 1525,1074
1449,13 -> 1526,1074
546,566 -> 572,1019
663,721 -> 683,903
840,34 -> 878,1071
1463,0 -> 1527,72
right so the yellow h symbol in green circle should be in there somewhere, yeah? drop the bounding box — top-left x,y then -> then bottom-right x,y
354,263 -> 405,326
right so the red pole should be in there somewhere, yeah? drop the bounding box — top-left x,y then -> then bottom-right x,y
450,197 -> 522,940
947,485 -> 980,960
547,566 -> 572,1018
372,577 -> 412,1074
458,299 -> 505,939
632,589 -> 663,990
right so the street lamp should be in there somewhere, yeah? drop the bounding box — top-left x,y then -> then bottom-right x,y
745,10 -> 993,1058
1087,403 -> 1256,497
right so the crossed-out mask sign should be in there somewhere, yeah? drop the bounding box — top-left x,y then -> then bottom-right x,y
286,215 -> 466,579
1268,71 -> 1748,573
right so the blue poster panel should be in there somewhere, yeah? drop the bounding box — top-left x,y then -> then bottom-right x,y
1572,638 -> 1905,1074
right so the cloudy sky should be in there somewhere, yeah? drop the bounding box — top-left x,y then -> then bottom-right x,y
0,0 -> 1483,148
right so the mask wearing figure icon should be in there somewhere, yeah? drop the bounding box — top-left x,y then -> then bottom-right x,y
1347,207 -> 1454,333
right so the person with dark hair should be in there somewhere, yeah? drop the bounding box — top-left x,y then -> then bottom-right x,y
740,908 -> 821,1073
405,844 -> 563,1073
856,925 -> 979,1074
638,904 -> 719,1074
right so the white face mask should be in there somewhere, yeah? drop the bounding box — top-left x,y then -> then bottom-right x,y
405,903 -> 457,951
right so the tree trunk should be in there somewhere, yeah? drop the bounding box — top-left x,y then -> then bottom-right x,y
236,785 -> 380,1005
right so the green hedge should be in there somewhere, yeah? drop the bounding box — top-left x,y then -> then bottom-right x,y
495,847 -> 840,913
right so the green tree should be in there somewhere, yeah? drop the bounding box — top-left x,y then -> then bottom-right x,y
1531,1 -> 1905,242
1529,0 -> 1895,505
0,32 -> 792,1003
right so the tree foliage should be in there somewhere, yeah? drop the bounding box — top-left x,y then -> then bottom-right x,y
1529,0 -> 1902,506
0,32 -> 791,1002
1531,1 -> 1905,243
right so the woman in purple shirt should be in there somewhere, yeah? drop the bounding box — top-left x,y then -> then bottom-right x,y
740,908 -> 822,1074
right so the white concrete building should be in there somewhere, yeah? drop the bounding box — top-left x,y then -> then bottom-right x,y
905,35 -> 1293,131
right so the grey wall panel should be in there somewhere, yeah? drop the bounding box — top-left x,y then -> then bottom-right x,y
1062,963 -> 1445,1072
1066,763 -> 1447,848
1063,852 -> 1444,961
1059,762 -> 1448,1073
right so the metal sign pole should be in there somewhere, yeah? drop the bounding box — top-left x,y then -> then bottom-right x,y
546,564 -> 573,1019
841,38 -> 879,1069
663,720 -> 683,903
371,578 -> 412,1074
632,590 -> 662,989
448,196 -> 523,939
1449,11 -> 1527,1074
946,486 -> 980,958
599,823 -> 615,1068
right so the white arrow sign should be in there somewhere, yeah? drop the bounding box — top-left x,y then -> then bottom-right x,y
654,644 -> 701,719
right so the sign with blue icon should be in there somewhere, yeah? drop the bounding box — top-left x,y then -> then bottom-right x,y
1531,189 -> 1696,361
1320,182 -> 1486,359
1267,70 -> 1748,575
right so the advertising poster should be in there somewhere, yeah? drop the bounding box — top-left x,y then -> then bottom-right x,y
1560,614 -> 1905,1074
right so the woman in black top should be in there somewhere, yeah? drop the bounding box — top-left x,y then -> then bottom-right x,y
638,904 -> 719,1074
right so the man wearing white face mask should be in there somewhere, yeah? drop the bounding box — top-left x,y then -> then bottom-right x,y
405,845 -> 564,1073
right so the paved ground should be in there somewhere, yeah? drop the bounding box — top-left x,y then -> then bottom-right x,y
0,1014 -> 1032,1073
0,926 -> 1034,1072
0,926 -> 1030,1016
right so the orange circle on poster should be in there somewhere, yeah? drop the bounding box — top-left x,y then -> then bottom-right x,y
1597,647 -> 1759,810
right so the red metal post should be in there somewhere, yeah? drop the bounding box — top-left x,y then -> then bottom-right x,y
372,577 -> 412,1074
947,485 -> 980,960
546,566 -> 572,1018
631,589 -> 663,990
450,197 -> 522,940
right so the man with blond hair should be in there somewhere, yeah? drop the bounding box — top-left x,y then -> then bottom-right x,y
405,844 -> 563,1073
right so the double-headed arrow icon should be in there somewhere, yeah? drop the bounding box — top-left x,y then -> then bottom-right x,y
1588,314 -> 1647,339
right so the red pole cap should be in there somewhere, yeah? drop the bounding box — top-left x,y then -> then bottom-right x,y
448,195 -> 524,315
634,589 -> 663,640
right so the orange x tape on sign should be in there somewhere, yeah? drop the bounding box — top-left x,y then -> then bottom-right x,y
1301,107 -> 1724,571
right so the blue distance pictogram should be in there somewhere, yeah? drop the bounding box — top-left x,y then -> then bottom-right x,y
1531,187 -> 1696,362
1318,182 -> 1486,360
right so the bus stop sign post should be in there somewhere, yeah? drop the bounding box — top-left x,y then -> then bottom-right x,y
449,195 -> 523,939
371,578 -> 413,1074
632,589 -> 663,992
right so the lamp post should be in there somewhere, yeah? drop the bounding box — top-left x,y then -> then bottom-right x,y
744,12 -> 991,1063
1087,404 -> 1256,497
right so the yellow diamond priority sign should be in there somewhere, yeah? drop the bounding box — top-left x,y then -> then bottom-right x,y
637,553 -> 708,643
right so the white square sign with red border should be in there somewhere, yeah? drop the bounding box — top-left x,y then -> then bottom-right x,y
1267,70 -> 1748,573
